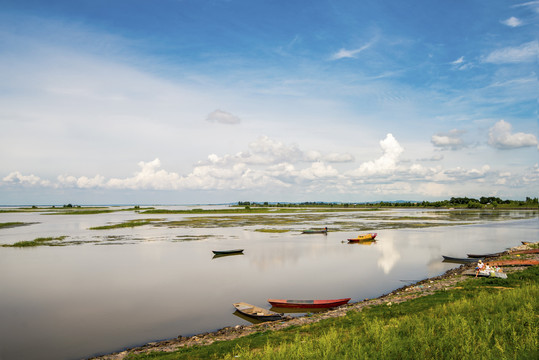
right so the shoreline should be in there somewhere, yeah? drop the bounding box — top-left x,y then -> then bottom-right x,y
90,242 -> 537,360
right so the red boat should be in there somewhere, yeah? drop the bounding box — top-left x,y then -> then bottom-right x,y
268,298 -> 351,309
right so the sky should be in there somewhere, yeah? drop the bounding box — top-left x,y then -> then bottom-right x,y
0,0 -> 538,205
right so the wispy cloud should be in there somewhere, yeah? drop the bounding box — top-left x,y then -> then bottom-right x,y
330,40 -> 375,60
484,41 -> 539,64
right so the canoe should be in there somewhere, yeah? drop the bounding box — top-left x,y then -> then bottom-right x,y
442,255 -> 482,263
467,252 -> 503,258
348,233 -> 377,242
268,298 -> 351,309
302,229 -> 328,234
212,249 -> 244,255
233,302 -> 283,321
486,260 -> 539,266
521,241 -> 531,245
511,249 -> 539,255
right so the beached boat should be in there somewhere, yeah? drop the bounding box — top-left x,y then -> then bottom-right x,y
233,302 -> 283,321
467,252 -> 503,258
511,249 -> 539,255
487,259 -> 539,266
348,233 -> 377,242
268,298 -> 351,309
212,249 -> 244,255
442,255 -> 482,263
302,228 -> 328,234
521,241 -> 531,245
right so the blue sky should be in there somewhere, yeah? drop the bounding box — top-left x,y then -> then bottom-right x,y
1,0 -> 538,205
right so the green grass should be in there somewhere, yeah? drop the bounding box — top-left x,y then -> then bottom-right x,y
0,222 -> 34,229
2,236 -> 68,247
126,266 -> 538,360
89,218 -> 165,230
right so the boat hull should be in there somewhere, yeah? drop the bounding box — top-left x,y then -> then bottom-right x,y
268,298 -> 351,309
348,233 -> 377,242
442,255 -> 482,263
467,252 -> 503,258
233,302 -> 283,321
212,249 -> 244,255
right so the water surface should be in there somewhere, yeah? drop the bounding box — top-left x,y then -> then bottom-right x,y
0,207 -> 537,360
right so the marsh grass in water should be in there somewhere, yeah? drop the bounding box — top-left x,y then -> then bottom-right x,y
2,236 -> 68,247
0,222 -> 37,229
89,218 -> 165,230
127,266 -> 538,360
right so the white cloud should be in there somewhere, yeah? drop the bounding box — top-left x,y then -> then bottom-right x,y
205,109 -> 241,124
431,129 -> 466,150
484,41 -> 539,64
331,40 -> 374,60
349,134 -> 403,176
488,120 -> 539,149
501,16 -> 523,27
3,171 -> 49,186
452,56 -> 464,65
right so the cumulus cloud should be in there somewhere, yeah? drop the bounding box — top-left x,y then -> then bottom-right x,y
3,171 -> 49,186
488,120 -> 539,149
431,129 -> 466,150
206,109 -> 241,124
484,41 -> 539,63
350,134 -> 403,176
501,16 -> 522,27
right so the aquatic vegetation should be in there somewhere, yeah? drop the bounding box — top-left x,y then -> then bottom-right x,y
255,229 -> 291,233
89,218 -> 165,230
0,222 -> 36,229
2,236 -> 67,247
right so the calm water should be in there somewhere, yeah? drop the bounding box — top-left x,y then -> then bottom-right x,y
0,207 -> 537,360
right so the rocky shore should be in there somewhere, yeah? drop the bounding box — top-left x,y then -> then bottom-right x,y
91,242 -> 537,360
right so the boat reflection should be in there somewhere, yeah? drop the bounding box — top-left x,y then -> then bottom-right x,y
212,253 -> 245,259
347,240 -> 377,246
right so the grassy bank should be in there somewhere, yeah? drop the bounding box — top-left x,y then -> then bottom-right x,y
125,266 -> 538,360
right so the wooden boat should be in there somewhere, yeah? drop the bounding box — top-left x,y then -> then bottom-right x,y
233,302 -> 283,321
212,249 -> 244,255
302,228 -> 328,234
486,259 -> 539,266
521,241 -> 531,245
348,233 -> 377,242
442,255 -> 482,263
511,249 -> 539,255
467,252 -> 503,258
268,298 -> 351,309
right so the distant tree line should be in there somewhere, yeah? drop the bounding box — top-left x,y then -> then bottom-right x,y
238,197 -> 538,209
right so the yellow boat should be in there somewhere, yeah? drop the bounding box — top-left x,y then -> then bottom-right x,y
347,233 -> 377,242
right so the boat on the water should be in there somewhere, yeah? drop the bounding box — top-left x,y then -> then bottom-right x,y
302,228 -> 328,234
233,302 -> 283,321
442,255 -> 482,263
267,298 -> 351,309
212,249 -> 244,255
467,252 -> 503,258
348,233 -> 377,242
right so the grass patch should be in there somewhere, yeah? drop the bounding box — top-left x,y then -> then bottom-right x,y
126,266 -> 538,360
0,222 -> 37,229
89,219 -> 165,230
2,236 -> 68,247
254,229 -> 291,233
